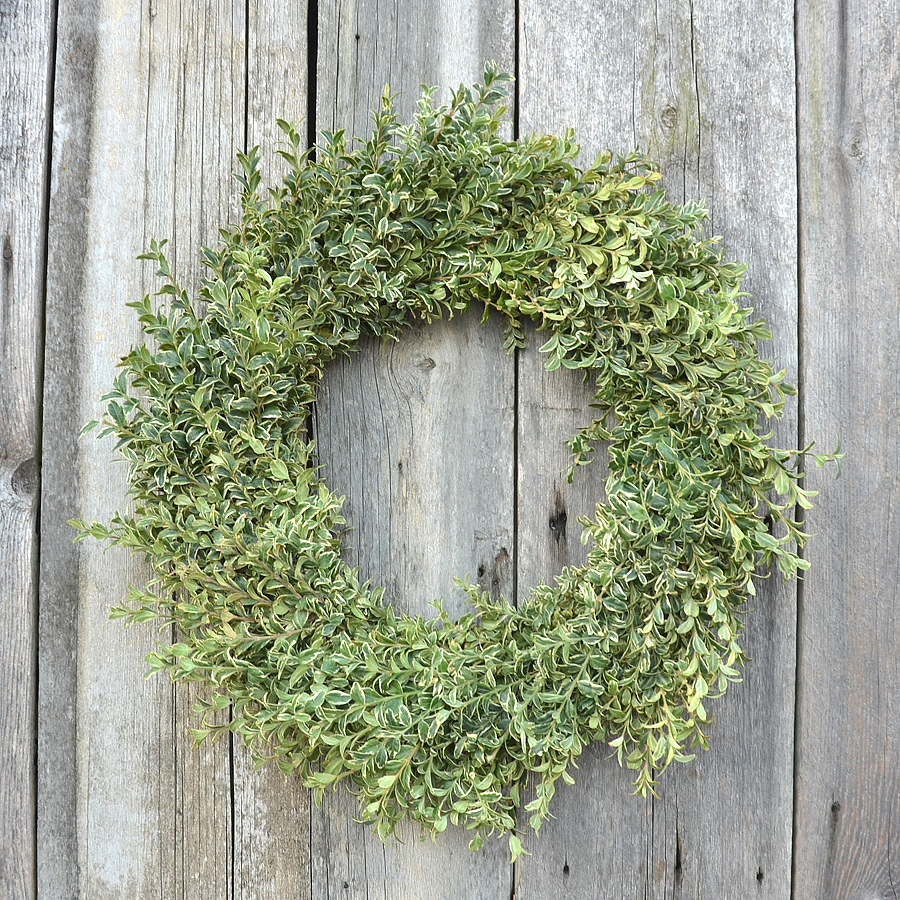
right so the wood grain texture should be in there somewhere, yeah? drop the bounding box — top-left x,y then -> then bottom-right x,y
234,5 -> 312,898
516,2 -> 799,896
28,4 -> 900,897
794,0 -> 900,896
0,1 -> 53,897
311,1 -> 516,896
38,5 -> 100,896
40,1 -> 244,897
247,0 -> 309,182
162,5 -> 246,898
42,3 -> 177,898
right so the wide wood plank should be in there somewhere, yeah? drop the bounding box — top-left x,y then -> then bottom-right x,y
0,1 -> 54,898
311,2 -> 516,897
233,4 -> 313,898
40,2 -> 244,897
516,2 -> 799,896
794,1 -> 900,896
41,4 -> 177,897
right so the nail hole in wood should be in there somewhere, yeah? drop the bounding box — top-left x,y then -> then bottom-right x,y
549,491 -> 567,544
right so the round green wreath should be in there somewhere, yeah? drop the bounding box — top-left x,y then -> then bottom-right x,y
76,66 -> 838,859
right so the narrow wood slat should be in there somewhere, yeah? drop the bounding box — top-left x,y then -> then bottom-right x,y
233,4 -> 313,898
0,1 -> 54,898
164,4 -> 246,897
311,2 -> 516,897
516,2 -> 798,896
38,5 -> 99,895
40,2 -> 244,896
141,6 -> 247,899
794,2 -> 900,896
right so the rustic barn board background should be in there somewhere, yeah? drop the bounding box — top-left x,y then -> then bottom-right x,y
0,0 -> 897,897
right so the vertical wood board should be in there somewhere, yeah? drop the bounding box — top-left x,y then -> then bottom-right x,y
43,4 -> 177,896
311,1 -> 516,897
794,0 -> 900,896
38,2 -> 99,895
235,4 -> 313,898
516,2 -> 799,896
0,1 -> 54,897
41,1 -> 246,897
162,6 -> 247,899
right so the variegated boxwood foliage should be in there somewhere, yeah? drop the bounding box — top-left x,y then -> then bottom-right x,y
76,66 -> 833,859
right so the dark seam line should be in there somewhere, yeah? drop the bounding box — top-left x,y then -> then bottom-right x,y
307,0 -> 319,159
511,4 -> 521,898
512,0 -> 521,609
306,2 -> 320,886
229,707 -> 236,894
34,0 -> 62,895
512,0 -> 520,142
244,0 -> 250,154
305,0 -> 319,451
790,1 -> 804,896
232,4 -> 252,890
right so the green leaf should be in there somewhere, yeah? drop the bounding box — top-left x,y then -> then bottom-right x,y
625,500 -> 649,522
509,833 -> 528,862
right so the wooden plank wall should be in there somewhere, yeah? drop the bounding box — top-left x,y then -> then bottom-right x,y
0,0 -> 892,897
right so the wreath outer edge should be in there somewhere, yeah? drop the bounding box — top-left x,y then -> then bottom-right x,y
73,64 -> 840,860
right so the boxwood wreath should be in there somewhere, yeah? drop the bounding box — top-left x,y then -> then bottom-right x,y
75,66 -> 839,860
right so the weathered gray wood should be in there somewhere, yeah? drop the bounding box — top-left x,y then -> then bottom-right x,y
0,1 -> 53,897
794,2 -> 900,896
41,4 -> 177,898
516,2 -> 799,896
232,742 -> 311,900
311,2 -> 516,896
247,0 -> 310,182
162,5 -> 246,898
30,5 -> 900,898
38,4 -> 100,896
232,5 -> 313,898
40,2 -> 244,896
